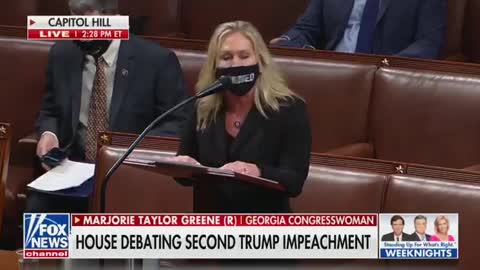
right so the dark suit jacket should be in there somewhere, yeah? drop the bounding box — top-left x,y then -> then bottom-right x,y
277,0 -> 447,59
178,97 -> 311,213
381,232 -> 414,241
410,233 -> 431,241
36,35 -> 189,159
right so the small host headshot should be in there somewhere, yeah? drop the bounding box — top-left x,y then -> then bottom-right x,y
411,215 -> 431,241
382,215 -> 413,242
430,216 -> 455,242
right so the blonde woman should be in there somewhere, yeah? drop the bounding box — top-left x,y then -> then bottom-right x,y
172,21 -> 311,213
430,216 -> 455,242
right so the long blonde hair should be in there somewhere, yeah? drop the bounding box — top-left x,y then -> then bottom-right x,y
195,21 -> 299,130
434,216 -> 450,234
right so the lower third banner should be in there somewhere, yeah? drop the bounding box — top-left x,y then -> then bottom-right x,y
68,214 -> 378,259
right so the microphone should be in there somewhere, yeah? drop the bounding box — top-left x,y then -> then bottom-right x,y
195,76 -> 233,98
99,76 -> 232,212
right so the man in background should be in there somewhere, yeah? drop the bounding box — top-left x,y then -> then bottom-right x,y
28,0 -> 189,213
410,215 -> 431,241
382,215 -> 413,241
271,0 -> 447,59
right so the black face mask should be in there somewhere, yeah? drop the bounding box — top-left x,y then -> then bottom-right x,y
73,40 -> 112,58
215,64 -> 260,96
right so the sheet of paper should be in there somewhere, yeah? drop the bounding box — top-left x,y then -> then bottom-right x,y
28,159 -> 95,191
125,157 -> 207,170
124,157 -> 234,176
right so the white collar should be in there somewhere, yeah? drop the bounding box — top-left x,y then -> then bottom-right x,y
86,39 -> 121,67
102,39 -> 121,67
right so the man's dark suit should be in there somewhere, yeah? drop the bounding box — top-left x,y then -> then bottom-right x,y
276,0 -> 447,59
28,36 -> 188,213
410,233 -> 431,241
178,98 -> 311,213
381,232 -> 414,241
36,35 -> 188,159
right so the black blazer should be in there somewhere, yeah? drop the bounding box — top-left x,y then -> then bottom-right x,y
36,35 -> 189,157
178,97 -> 312,213
410,233 -> 431,241
381,232 -> 413,241
278,0 -> 447,59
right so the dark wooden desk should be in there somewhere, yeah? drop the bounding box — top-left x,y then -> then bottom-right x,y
0,252 -> 216,270
0,250 -> 17,270
0,250 -> 67,270
0,251 -> 144,270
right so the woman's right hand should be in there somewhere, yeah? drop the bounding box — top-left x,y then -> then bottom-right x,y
167,155 -> 201,166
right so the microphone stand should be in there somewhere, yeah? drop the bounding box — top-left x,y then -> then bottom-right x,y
100,95 -> 196,212
100,76 -> 231,213
98,76 -> 230,270
101,93 -> 198,270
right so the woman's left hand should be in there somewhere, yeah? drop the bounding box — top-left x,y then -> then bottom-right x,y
221,161 -> 261,177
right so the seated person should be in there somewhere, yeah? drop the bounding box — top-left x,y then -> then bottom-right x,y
271,0 -> 447,59
27,0 -> 188,213
430,216 -> 455,242
382,215 -> 413,241
170,21 -> 312,213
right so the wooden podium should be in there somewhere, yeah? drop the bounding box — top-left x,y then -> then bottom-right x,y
92,132 -> 284,213
122,158 -> 286,213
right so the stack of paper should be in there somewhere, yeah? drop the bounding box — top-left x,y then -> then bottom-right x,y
28,160 -> 95,192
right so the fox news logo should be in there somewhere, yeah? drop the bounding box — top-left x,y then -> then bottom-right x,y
24,214 -> 69,258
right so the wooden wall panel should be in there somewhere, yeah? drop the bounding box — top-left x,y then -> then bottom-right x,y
38,0 -> 69,15
0,0 -> 477,64
118,0 -> 182,36
443,0 -> 467,60
463,0 -> 480,63
180,0 -> 308,41
1,0 -> 38,26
